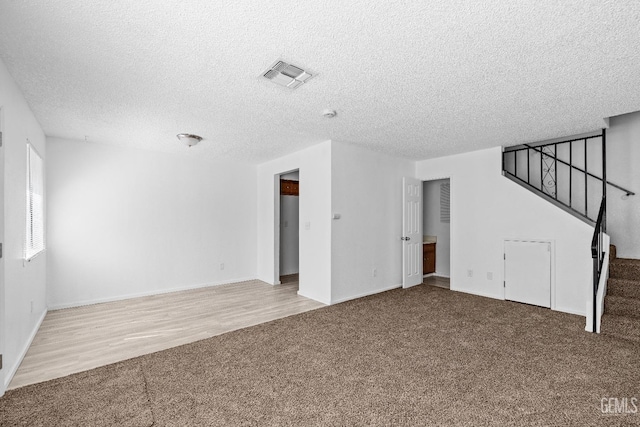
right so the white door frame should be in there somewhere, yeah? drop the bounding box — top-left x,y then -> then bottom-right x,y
416,175 -> 454,290
273,173 -> 282,285
421,177 -> 452,280
273,168 -> 300,285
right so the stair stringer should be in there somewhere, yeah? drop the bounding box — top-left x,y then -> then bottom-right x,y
503,172 -> 595,227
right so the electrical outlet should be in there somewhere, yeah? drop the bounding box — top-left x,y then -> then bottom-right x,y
487,272 -> 493,280
220,263 -> 225,270
373,268 -> 377,277
305,222 -> 311,230
467,269 -> 473,278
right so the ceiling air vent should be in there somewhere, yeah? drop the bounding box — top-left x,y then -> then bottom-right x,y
262,60 -> 314,89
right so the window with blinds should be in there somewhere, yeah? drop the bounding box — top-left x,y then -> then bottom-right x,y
25,142 -> 44,260
440,182 -> 450,223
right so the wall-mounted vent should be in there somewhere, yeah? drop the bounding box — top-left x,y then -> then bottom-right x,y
262,60 -> 314,89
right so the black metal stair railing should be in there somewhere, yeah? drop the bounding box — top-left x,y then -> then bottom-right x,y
502,129 -> 634,223
591,198 -> 606,333
502,128 -> 637,333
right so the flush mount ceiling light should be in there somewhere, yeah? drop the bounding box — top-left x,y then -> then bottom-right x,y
262,60 -> 314,89
322,109 -> 337,118
176,133 -> 202,147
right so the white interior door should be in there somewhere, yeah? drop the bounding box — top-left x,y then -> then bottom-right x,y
504,240 -> 551,308
402,177 -> 422,288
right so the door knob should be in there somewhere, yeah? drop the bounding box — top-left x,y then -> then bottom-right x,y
401,237 -> 411,241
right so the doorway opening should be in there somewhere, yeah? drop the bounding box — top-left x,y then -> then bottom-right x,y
422,178 -> 451,290
279,170 -> 300,290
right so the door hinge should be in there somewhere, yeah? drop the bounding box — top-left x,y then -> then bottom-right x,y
503,281 -> 506,287
504,253 -> 506,260
0,242 -> 2,259
0,131 -> 3,147
0,354 -> 3,370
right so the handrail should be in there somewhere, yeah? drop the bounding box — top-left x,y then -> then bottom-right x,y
520,144 -> 635,197
591,198 -> 606,258
503,133 -> 603,152
591,198 -> 606,333
501,129 -> 635,223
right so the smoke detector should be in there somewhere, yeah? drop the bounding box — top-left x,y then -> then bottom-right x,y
262,60 -> 314,89
322,109 -> 337,118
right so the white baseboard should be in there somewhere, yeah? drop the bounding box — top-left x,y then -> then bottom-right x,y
453,288 -> 504,301
330,283 -> 402,305
556,305 -> 586,317
4,308 -> 47,390
47,277 -> 257,310
297,289 -> 330,305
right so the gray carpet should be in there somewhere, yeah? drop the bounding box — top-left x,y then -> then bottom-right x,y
1,285 -> 639,426
602,248 -> 640,343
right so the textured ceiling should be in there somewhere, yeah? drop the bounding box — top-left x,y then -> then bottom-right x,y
1,1 -> 640,163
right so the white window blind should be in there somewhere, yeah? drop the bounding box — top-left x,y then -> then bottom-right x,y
440,182 -> 450,223
25,142 -> 44,260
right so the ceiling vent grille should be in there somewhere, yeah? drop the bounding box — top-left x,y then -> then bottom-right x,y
262,60 -> 314,89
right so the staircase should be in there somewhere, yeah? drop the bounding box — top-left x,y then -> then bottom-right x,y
601,245 -> 640,343
502,129 -> 637,333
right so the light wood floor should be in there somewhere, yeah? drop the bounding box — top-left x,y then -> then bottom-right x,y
9,278 -> 323,390
423,276 -> 450,289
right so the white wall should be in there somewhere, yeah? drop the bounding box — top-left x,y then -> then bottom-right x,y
281,171 -> 299,180
423,179 -> 451,277
279,194 -> 299,275
257,141 -> 332,304
607,111 -> 640,259
330,142 -> 413,303
46,138 -> 256,308
416,147 -> 593,315
0,59 -> 47,393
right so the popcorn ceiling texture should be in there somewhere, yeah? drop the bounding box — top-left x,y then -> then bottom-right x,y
1,1 -> 640,163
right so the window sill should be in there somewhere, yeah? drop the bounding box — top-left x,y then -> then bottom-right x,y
25,249 -> 45,263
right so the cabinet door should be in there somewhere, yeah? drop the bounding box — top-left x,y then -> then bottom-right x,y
281,179 -> 299,196
423,245 -> 428,274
